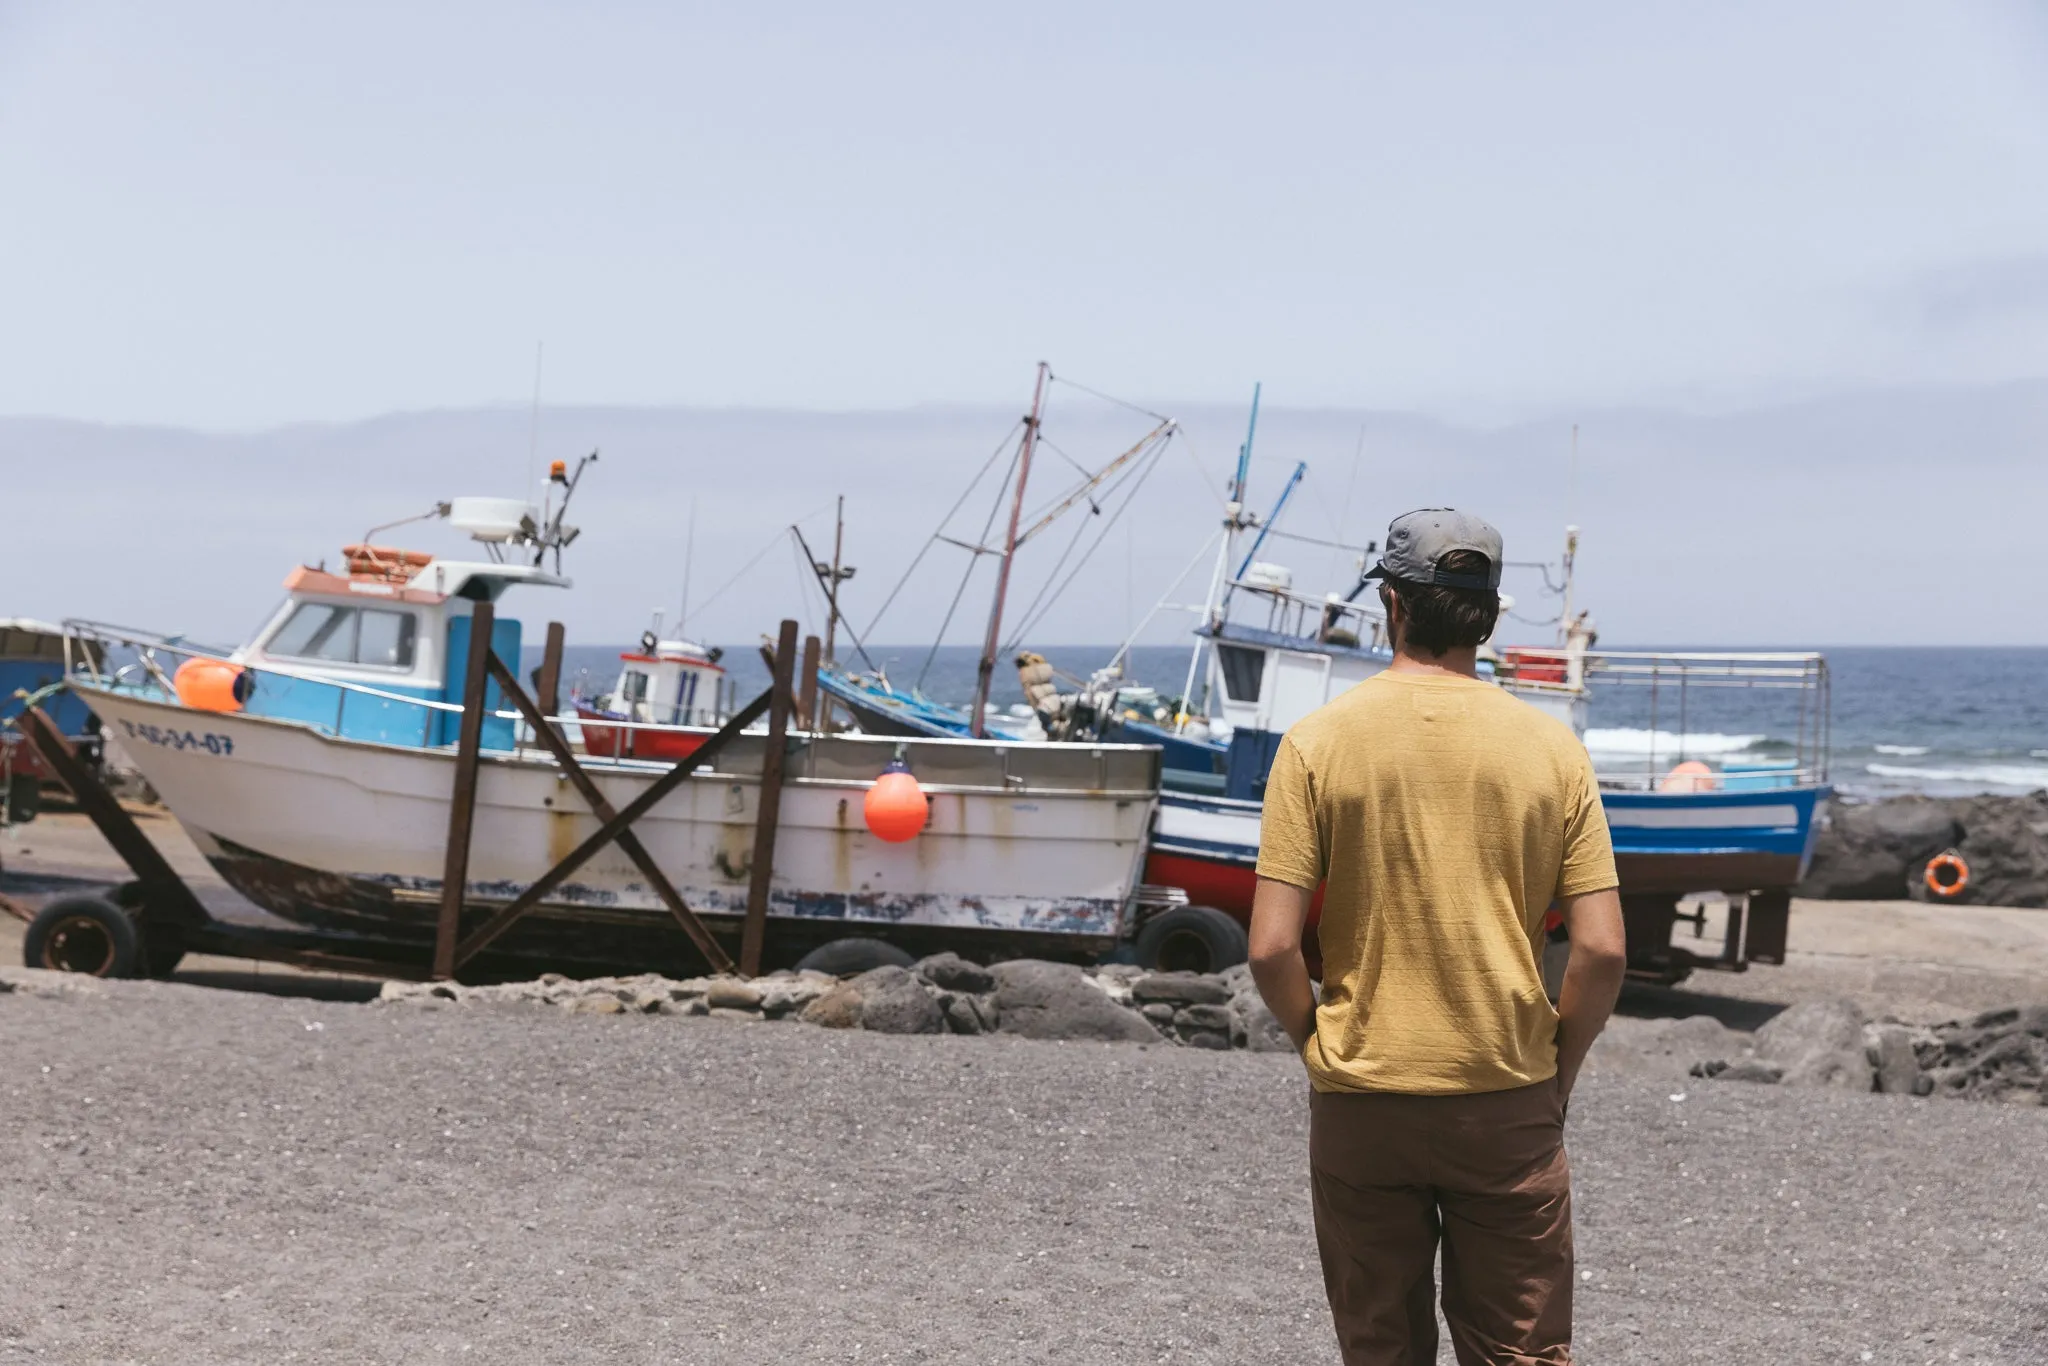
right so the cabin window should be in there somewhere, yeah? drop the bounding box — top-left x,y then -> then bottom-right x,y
1216,643 -> 1264,703
356,609 -> 417,669
267,603 -> 417,669
620,670 -> 651,704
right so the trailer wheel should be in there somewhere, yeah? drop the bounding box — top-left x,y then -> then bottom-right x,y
24,896 -> 142,978
794,937 -> 916,976
110,883 -> 187,978
1135,905 -> 1249,974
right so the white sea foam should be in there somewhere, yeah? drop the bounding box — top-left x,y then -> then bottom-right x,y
1866,762 -> 2048,789
1872,743 -> 1931,756
1581,728 -> 1766,756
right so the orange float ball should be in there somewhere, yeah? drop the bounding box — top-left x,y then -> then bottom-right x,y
1658,759 -> 1716,793
864,763 -> 928,842
173,658 -> 251,713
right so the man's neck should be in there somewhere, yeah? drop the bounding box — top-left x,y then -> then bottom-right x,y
1387,643 -> 1480,679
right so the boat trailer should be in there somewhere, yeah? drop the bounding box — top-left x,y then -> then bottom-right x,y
3,612 -> 807,984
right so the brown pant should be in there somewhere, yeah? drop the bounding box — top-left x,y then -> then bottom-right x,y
1309,1080 -> 1572,1366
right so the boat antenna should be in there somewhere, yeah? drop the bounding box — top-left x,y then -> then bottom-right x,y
526,341 -> 545,504
793,515 -> 872,672
1178,381 -> 1261,732
532,450 -> 597,571
678,493 -> 697,636
970,361 -> 1048,738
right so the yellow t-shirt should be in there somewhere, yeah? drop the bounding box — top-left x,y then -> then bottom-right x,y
1254,669 -> 1618,1095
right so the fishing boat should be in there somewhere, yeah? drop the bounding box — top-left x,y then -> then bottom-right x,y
54,464 -> 1167,976
573,621 -> 731,762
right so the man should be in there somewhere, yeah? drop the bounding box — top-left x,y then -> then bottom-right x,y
1249,508 -> 1628,1366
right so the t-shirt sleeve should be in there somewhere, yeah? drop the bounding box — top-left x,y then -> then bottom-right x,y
1556,746 -> 1619,898
1255,733 -> 1326,890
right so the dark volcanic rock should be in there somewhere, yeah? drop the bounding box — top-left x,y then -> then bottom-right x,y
1800,792 -> 2048,907
915,952 -> 996,994
991,961 -> 1161,1042
1131,972 -> 1232,1006
1172,1003 -> 1234,1034
852,966 -> 944,1035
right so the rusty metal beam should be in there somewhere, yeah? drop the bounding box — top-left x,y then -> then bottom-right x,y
535,620 -> 566,717
433,601 -> 496,979
482,650 -> 734,974
741,619 -> 799,976
453,685 -> 774,969
16,704 -> 208,927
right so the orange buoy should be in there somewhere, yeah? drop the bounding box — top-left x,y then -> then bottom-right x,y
173,658 -> 252,713
1924,850 -> 1969,900
863,760 -> 928,843
1659,759 -> 1717,793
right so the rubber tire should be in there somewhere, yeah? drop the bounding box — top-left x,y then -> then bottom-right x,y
23,895 -> 142,978
1133,904 -> 1250,974
110,882 -> 187,978
793,936 -> 916,976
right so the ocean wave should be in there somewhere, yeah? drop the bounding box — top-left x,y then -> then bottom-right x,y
1872,744 -> 1931,756
1866,761 -> 2048,789
1582,728 -> 1766,756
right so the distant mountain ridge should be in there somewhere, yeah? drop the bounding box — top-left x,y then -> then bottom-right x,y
6,378 -> 2043,648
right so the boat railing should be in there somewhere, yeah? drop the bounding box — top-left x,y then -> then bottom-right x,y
1532,648 -> 1832,792
1225,578 -> 1388,649
57,621 -> 1164,796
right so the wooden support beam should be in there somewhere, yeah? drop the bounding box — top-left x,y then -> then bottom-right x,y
453,686 -> 774,968
797,634 -> 820,731
482,651 -> 734,974
16,705 -> 208,927
434,601 -> 496,980
535,620 -> 566,717
741,619 -> 799,977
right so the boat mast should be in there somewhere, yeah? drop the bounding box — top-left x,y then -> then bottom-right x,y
824,495 -> 845,665
1177,382 -> 1259,732
970,361 -> 1048,738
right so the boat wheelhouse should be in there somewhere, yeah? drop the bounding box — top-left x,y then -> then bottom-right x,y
575,627 -> 731,762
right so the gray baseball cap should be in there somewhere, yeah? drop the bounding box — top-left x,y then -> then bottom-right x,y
1363,508 -> 1504,590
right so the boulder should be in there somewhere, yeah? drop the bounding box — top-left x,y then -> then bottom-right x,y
1756,999 -> 1874,1090
938,992 -> 986,1035
1229,987 -> 1296,1054
1132,972 -> 1232,1006
915,952 -> 996,994
1710,1059 -> 1785,1084
851,966 -> 944,1035
704,979 -> 764,1011
1173,1003 -> 1235,1034
1139,1002 -> 1176,1026
758,976 -> 831,1019
991,960 -> 1162,1042
1182,1031 -> 1232,1051
799,983 -> 864,1029
571,994 -> 625,1015
1871,1024 -> 1923,1095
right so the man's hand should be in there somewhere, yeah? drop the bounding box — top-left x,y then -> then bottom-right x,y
1554,887 -> 1626,1101
1249,877 -> 1318,1053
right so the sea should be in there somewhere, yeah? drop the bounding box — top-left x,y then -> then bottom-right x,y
539,643 -> 2048,802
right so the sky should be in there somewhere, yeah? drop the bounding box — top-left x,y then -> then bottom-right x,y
3,2 -> 2048,427
3,4 -> 2047,651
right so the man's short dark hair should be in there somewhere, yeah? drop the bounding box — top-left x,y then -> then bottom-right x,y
1379,549 -> 1500,656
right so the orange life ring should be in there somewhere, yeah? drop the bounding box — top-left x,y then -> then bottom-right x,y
1924,850 -> 1969,900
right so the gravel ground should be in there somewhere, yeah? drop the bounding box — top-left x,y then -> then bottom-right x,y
2,974 -> 2046,1366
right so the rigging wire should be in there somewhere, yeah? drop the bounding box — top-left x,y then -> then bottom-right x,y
1102,527 -> 1223,675
1047,371 -> 1171,424
1003,432 -> 1175,650
916,439 -> 1024,691
688,502 -> 837,619
859,420 -> 1023,642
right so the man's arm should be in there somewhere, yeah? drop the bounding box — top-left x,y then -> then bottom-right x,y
1249,876 -> 1318,1052
1554,887 -> 1626,1099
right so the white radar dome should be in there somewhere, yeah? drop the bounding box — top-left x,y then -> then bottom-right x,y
448,497 -> 536,543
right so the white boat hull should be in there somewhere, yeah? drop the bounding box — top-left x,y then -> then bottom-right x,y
80,684 -> 1158,969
